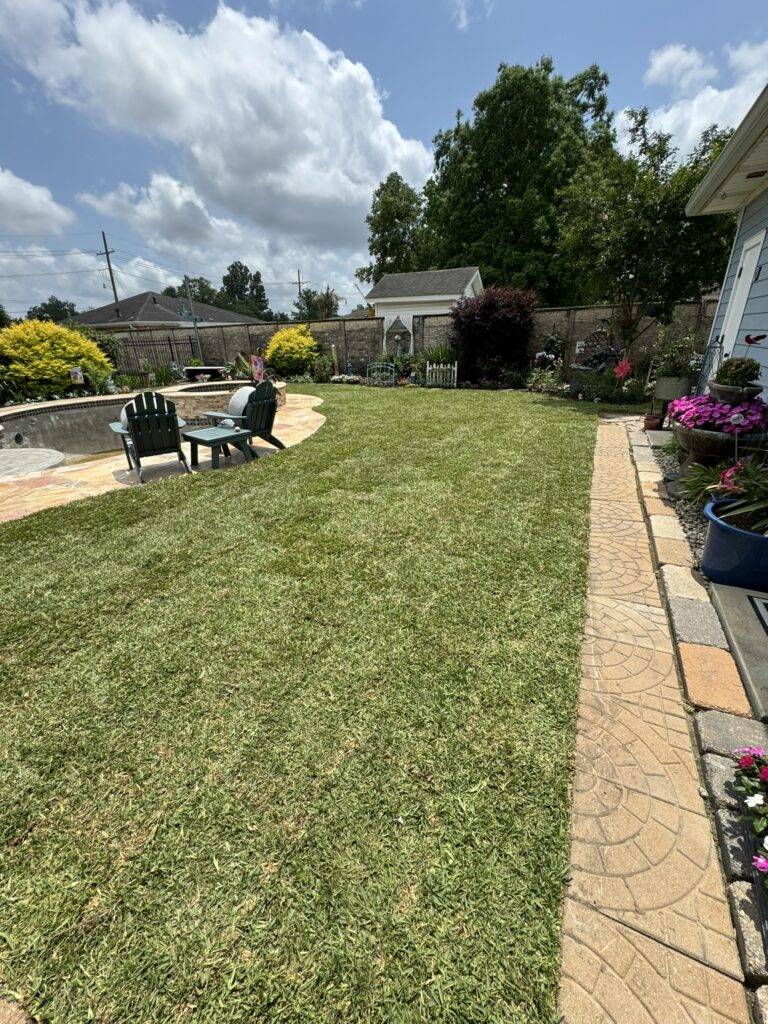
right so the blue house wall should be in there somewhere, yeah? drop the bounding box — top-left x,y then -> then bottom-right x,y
709,186 -> 768,385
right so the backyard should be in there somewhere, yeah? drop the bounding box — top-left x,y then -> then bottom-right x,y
1,386 -> 601,1023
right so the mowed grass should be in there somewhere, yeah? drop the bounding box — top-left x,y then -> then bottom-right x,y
0,387 -> 599,1024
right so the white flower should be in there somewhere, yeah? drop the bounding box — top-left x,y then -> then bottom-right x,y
762,835 -> 768,851
746,794 -> 765,808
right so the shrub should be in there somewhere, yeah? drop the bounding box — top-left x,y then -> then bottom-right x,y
653,330 -> 699,378
311,352 -> 334,384
450,286 -> 535,384
715,357 -> 761,388
265,325 -> 318,378
0,319 -> 113,399
527,368 -> 566,395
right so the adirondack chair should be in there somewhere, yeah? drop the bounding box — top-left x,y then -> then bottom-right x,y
109,391 -> 190,483
204,381 -> 285,455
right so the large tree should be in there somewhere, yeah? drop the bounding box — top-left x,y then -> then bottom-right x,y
559,110 -> 734,346
356,173 -> 432,284
26,295 -> 77,323
293,286 -> 340,321
424,58 -> 612,303
162,277 -> 219,304
0,303 -> 11,329
218,262 -> 270,316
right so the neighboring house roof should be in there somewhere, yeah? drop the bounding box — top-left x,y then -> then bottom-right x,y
687,83 -> 768,216
366,267 -> 480,301
74,291 -> 260,326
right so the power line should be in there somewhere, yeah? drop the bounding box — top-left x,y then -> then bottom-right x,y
0,267 -> 106,278
0,250 -> 100,258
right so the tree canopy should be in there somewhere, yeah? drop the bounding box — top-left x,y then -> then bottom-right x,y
358,57 -> 733,330
26,295 -> 76,323
559,110 -> 734,345
293,286 -> 340,321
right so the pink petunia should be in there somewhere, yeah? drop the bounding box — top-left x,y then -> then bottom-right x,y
759,767 -> 768,782
753,855 -> 768,873
739,755 -> 755,769
735,747 -> 766,758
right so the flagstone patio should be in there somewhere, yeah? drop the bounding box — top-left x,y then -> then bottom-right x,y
560,417 -> 751,1024
0,392 -> 324,523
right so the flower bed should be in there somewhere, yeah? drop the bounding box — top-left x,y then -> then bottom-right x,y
733,748 -> 768,946
668,395 -> 768,434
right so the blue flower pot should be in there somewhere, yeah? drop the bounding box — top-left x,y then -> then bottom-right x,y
701,498 -> 768,590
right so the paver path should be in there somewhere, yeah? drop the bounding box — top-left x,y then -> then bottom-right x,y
0,393 -> 324,524
559,417 -> 750,1023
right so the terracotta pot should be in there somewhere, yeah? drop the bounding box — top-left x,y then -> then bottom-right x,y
707,380 -> 764,404
643,414 -> 661,431
672,422 -> 768,464
654,376 -> 690,401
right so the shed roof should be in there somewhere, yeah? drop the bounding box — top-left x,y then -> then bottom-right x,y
366,267 -> 480,300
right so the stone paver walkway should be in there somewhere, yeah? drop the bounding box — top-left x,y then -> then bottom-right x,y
0,393 -> 324,524
560,417 -> 750,1023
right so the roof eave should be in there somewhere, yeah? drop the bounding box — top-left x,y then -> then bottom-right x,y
686,82 -> 768,217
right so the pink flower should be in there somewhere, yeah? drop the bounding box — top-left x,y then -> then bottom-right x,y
753,855 -> 768,873
759,767 -> 768,782
614,359 -> 632,382
718,461 -> 746,494
735,747 -> 766,758
739,755 -> 755,769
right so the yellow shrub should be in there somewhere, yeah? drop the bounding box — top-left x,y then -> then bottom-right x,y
264,325 -> 318,378
0,320 -> 113,397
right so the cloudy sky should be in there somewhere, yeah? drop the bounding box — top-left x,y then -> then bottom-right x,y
0,0 -> 766,317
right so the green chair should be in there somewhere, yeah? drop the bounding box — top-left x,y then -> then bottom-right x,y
109,391 -> 190,483
204,381 -> 285,456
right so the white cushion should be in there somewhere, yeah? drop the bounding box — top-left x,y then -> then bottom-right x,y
229,386 -> 255,419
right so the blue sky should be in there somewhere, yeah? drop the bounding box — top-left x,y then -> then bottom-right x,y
0,0 -> 766,315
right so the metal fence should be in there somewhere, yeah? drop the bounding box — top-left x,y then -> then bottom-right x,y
366,362 -> 396,387
425,362 -> 458,388
114,334 -> 203,374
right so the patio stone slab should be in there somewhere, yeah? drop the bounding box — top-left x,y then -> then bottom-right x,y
638,469 -> 666,484
695,710 -> 768,758
711,584 -> 768,723
646,429 -> 675,448
661,565 -> 709,601
728,882 -> 768,983
589,499 -> 644,526
715,808 -> 752,882
702,753 -> 740,810
653,537 -> 694,567
644,495 -> 678,517
754,987 -> 768,1024
668,597 -> 729,649
584,596 -> 673,653
0,1004 -> 31,1024
641,479 -> 671,500
628,431 -> 650,446
560,899 -> 749,1023
679,644 -> 752,716
576,691 -> 705,816
581,636 -> 682,715
650,514 -> 686,541
588,535 -> 660,606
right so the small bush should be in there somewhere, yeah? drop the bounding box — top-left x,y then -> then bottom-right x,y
311,352 -> 334,384
265,325 -> 318,378
527,368 -> 566,395
715,357 -> 761,388
0,319 -> 113,399
450,286 -> 535,385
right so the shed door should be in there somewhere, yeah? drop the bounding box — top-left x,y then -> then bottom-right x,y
721,230 -> 766,357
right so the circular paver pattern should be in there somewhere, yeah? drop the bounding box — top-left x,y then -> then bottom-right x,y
0,448 -> 65,480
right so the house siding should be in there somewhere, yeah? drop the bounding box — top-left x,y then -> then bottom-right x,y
709,186 -> 768,385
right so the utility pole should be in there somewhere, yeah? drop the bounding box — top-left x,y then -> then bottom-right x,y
98,230 -> 119,309
297,268 -> 303,315
184,275 -> 203,357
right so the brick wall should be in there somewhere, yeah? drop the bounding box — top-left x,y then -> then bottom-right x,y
104,298 -> 719,377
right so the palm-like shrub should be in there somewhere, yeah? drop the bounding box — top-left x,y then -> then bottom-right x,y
450,287 -> 535,384
264,325 -> 318,378
0,320 -> 113,398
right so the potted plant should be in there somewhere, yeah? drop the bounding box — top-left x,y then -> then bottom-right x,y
701,458 -> 768,589
651,332 -> 699,401
668,394 -> 768,464
709,356 -> 763,404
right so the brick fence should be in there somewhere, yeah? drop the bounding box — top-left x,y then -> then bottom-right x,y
104,298 -> 719,376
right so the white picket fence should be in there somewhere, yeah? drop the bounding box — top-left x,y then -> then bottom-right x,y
425,361 -> 458,388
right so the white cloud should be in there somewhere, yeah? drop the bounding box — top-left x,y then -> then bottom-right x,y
621,39 -> 768,157
449,0 -> 494,30
0,167 -> 75,234
644,44 -> 717,97
78,174 -> 242,257
0,1 -> 431,254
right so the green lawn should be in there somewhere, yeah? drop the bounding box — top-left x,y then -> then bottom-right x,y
0,386 -> 600,1023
